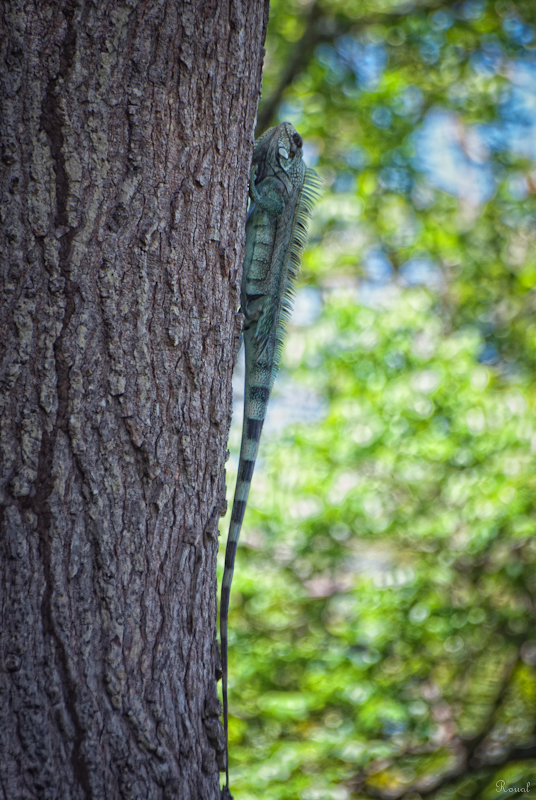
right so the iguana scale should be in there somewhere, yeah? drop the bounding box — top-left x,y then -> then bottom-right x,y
220,122 -> 320,795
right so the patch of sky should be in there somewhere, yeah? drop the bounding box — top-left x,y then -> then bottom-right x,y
303,140 -> 320,167
491,162 -> 506,183
342,80 -> 361,99
315,43 -> 348,85
479,60 -> 536,161
470,36 -> 503,76
482,34 -> 503,54
479,342 -> 499,365
382,719 -> 407,736
378,167 -> 412,194
445,45 -> 467,69
392,86 -> 423,118
458,0 -> 485,21
507,172 -> 529,200
371,106 -> 392,129
363,250 -> 393,284
399,255 -> 443,289
334,36 -> 387,91
447,81 -> 469,107
382,147 -> 410,167
477,311 -> 495,337
291,286 -> 323,327
358,250 -> 397,308
229,344 -> 325,446
344,146 -> 368,170
333,171 -> 357,193
414,109 -> 496,206
229,290 -> 327,450
502,61 -> 536,124
384,350 -> 406,370
419,32 -> 444,65
263,377 -> 327,434
358,282 -> 400,309
502,14 -> 534,46
470,52 -> 498,77
431,9 -> 454,31
411,181 -> 436,209
277,99 -> 304,129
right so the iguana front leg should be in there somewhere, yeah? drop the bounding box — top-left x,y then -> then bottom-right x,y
249,164 -> 286,217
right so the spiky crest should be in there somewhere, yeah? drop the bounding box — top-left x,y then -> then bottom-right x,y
270,167 -> 322,384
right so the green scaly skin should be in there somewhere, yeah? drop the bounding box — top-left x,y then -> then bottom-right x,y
220,123 -> 321,795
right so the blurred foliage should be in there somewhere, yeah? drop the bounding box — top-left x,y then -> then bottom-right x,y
259,0 -> 536,371
222,291 -> 536,798
220,1 -> 536,798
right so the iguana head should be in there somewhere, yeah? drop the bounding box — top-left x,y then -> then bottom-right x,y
252,122 -> 306,189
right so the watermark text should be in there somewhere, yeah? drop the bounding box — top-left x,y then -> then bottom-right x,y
496,781 -> 531,794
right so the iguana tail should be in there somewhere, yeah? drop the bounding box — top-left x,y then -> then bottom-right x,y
220,347 -> 271,789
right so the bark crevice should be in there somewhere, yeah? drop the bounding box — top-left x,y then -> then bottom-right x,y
0,2 -> 269,797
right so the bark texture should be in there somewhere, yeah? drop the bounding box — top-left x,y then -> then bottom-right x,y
0,1 -> 268,797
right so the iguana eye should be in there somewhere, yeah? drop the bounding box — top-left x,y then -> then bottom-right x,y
278,147 -> 289,159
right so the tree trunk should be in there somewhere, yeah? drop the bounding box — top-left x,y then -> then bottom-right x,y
0,1 -> 268,797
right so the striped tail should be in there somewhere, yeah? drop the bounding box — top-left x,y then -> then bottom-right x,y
220,365 -> 270,790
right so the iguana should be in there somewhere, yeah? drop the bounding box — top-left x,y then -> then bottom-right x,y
220,122 -> 320,795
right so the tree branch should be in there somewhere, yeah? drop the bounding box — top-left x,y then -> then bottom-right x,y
256,0 -> 325,134
256,0 -> 480,135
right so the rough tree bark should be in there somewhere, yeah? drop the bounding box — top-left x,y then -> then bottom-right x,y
0,1 -> 268,797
